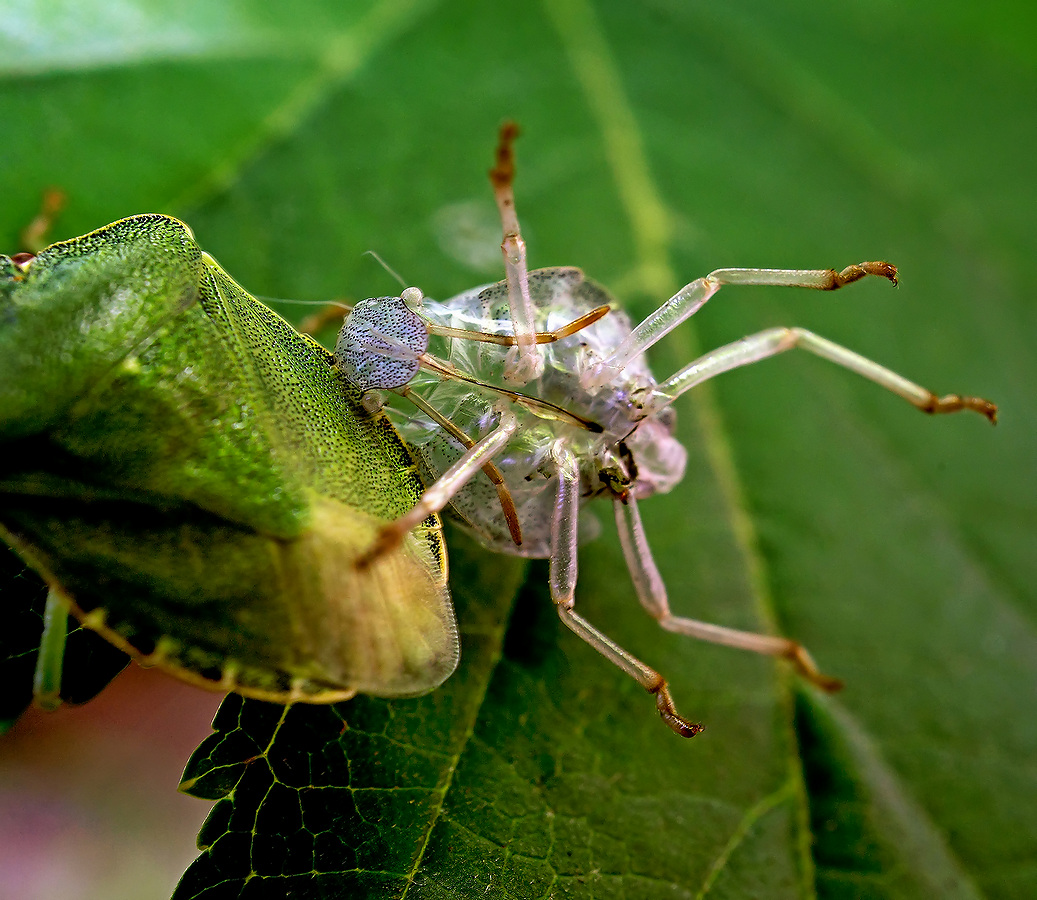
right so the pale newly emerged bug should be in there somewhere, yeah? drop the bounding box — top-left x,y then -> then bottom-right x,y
335,124 -> 997,737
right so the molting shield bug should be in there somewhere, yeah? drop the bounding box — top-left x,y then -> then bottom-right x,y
335,125 -> 997,737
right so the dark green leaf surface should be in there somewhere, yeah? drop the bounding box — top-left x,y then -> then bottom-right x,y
0,547 -> 129,727
2,1 -> 1033,898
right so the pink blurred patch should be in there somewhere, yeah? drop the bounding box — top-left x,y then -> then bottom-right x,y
0,665 -> 224,900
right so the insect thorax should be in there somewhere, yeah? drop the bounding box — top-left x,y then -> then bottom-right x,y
394,267 -> 687,557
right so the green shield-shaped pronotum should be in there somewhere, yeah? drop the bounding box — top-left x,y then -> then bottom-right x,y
0,214 -> 458,706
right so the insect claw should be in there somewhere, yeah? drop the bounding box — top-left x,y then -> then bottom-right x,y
828,261 -> 899,288
917,393 -> 999,423
488,120 -> 520,189
785,644 -> 843,692
652,682 -> 704,738
960,396 -> 998,423
811,673 -> 845,693
356,525 -> 405,570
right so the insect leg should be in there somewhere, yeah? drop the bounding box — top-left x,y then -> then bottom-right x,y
20,188 -> 67,255
399,386 -> 523,546
614,496 -> 843,691
358,411 -> 520,567
33,589 -> 70,710
549,442 -> 703,738
298,301 -> 353,336
652,327 -> 997,421
589,262 -> 898,387
488,122 -> 541,385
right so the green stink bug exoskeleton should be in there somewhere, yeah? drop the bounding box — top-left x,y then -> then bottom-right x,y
333,125 -> 998,737
0,214 -> 457,709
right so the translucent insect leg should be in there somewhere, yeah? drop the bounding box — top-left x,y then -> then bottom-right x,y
399,385 -> 523,546
614,496 -> 844,691
652,327 -> 998,422
358,411 -> 521,567
488,122 -> 541,385
33,588 -> 70,710
588,262 -> 898,387
549,441 -> 703,737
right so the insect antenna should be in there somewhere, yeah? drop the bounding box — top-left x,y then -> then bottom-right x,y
362,249 -> 408,289
260,297 -> 354,336
425,304 -> 610,346
417,352 -> 604,433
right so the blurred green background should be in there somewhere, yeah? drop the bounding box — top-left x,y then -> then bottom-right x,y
1,1 -> 1034,898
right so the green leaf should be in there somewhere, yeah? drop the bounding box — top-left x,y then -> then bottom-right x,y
0,546 -> 130,728
2,1 -> 1033,898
